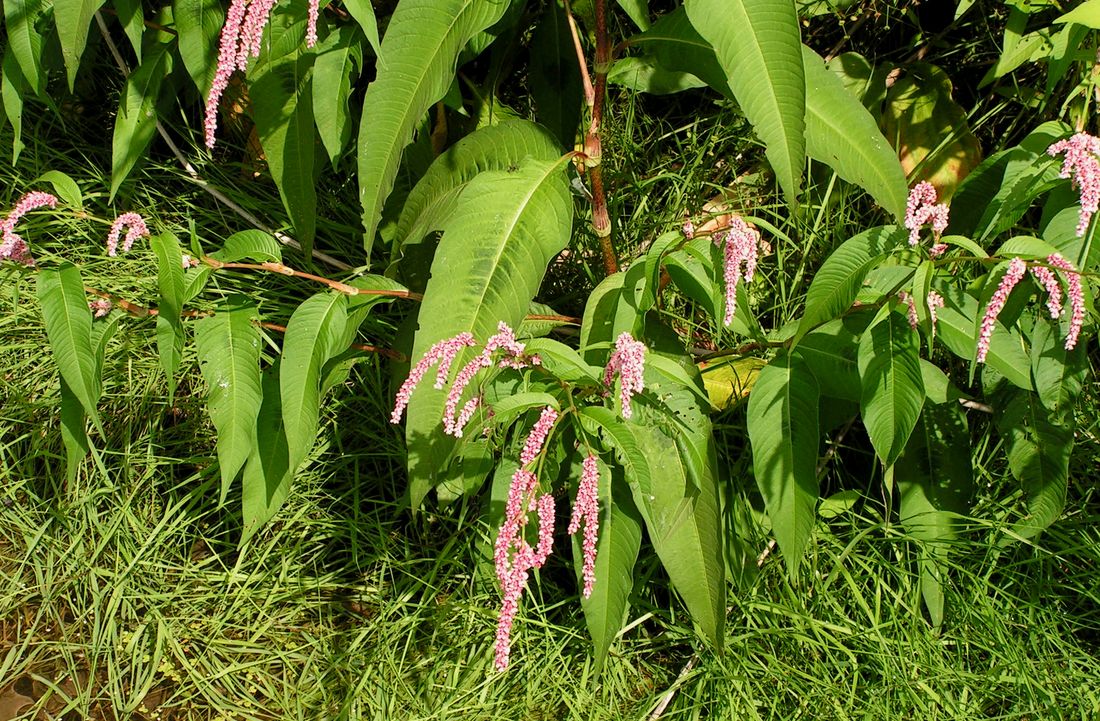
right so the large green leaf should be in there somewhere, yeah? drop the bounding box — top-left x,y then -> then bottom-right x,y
802,45 -> 907,220
59,378 -> 90,481
795,226 -> 903,344
896,403 -> 973,627
150,232 -> 186,402
111,41 -> 172,201
54,0 -> 106,90
632,422 -> 725,649
394,120 -> 561,251
356,0 -> 510,257
402,159 -> 572,508
312,25 -> 363,166
2,47 -> 28,163
241,365 -> 292,544
795,317 -> 863,402
113,0 -> 144,62
280,293 -> 349,477
997,389 -> 1073,542
579,271 -> 642,365
343,0 -> 381,56
747,353 -> 820,577
1030,317 -> 1088,418
577,472 -> 642,674
195,296 -> 263,505
252,49 -> 318,257
857,309 -> 925,468
174,0 -> 225,96
684,0 -> 805,204
38,263 -> 102,431
4,0 -> 45,94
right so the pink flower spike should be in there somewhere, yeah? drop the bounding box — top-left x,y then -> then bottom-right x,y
569,454 -> 600,598
237,0 -> 277,69
391,333 -> 477,424
443,351 -> 492,436
905,181 -> 951,246
205,0 -> 249,148
433,332 -> 476,389
926,291 -> 944,332
604,333 -> 646,419
519,406 -> 558,466
306,0 -> 320,47
715,216 -> 762,327
1047,133 -> 1100,237
1046,253 -> 1086,350
899,291 -> 919,330
1030,264 -> 1064,319
682,217 -> 695,240
532,494 -> 555,568
930,243 -> 948,258
89,299 -> 113,318
976,258 -> 1027,363
106,212 -> 150,256
1,191 -> 57,265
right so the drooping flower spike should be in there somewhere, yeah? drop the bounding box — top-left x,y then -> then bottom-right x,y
976,258 -> 1027,363
390,332 -> 476,424
898,291 -> 919,330
106,212 -> 151,256
1,191 -> 58,266
1047,133 -> 1100,237
1046,253 -> 1086,350
904,181 -> 950,247
714,216 -> 762,327
603,332 -> 646,419
569,454 -> 601,599
926,291 -> 944,333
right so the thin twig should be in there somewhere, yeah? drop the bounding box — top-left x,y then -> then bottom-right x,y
201,256 -> 424,300
93,11 -> 352,272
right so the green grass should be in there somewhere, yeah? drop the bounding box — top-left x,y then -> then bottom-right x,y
2,26 -> 1100,721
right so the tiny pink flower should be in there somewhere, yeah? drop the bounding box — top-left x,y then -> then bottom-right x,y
898,291 -> 919,330
519,406 -> 558,466
106,212 -> 150,256
1047,133 -> 1100,237
977,257 -> 1027,363
1029,264 -> 1063,319
926,291 -> 944,332
905,181 -> 950,247
714,216 -> 762,327
1046,253 -> 1086,350
89,299 -> 113,318
568,454 -> 600,598
603,332 -> 646,419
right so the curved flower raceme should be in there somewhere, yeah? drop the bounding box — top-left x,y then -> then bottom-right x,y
568,454 -> 600,599
1046,254 -> 1085,350
1047,133 -> 1100,237
926,291 -> 944,332
714,216 -> 762,327
904,181 -> 950,247
603,332 -> 646,419
976,258 -> 1028,363
1,191 -> 58,266
106,212 -> 151,256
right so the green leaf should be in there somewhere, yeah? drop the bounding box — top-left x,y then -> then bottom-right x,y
576,469 -> 642,673
280,293 -> 349,476
684,0 -> 805,204
608,55 -> 707,95
2,48 -> 28,163
111,42 -> 172,201
579,406 -> 653,499
802,45 -> 907,220
997,389 -> 1073,542
1030,317 -> 1087,419
113,0 -> 144,61
896,403 -> 973,626
579,271 -> 642,365
59,377 -> 90,482
195,297 -> 263,505
616,0 -> 650,29
252,50 -> 318,257
4,0 -> 45,94
38,263 -> 102,431
747,353 -> 820,577
523,338 -> 603,384
312,25 -> 363,166
54,0 -> 107,91
394,120 -> 561,251
211,230 -> 283,263
150,232 -> 186,402
857,309 -> 925,467
632,422 -> 725,649
1055,0 -> 1100,27
356,0 -> 511,256
795,226 -> 903,344
343,0 -> 381,56
241,365 -> 292,544
35,171 -> 83,210
403,158 -> 572,508
174,0 -> 225,96
529,1 -> 583,148
795,317 -> 863,402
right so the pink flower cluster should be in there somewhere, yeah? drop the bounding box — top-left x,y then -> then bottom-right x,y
1,191 -> 58,266
1047,133 -> 1100,237
89,299 -> 113,318
493,408 -> 558,672
977,254 -> 1086,361
568,454 -> 600,599
106,212 -> 150,256
714,216 -> 761,326
205,0 -> 321,148
390,322 -> 539,437
603,332 -> 646,419
904,181 -> 950,247
898,291 -> 919,330
926,290 -> 944,331
899,290 -> 945,332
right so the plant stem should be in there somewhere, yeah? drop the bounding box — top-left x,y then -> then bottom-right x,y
201,256 -> 424,300
588,0 -> 617,274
